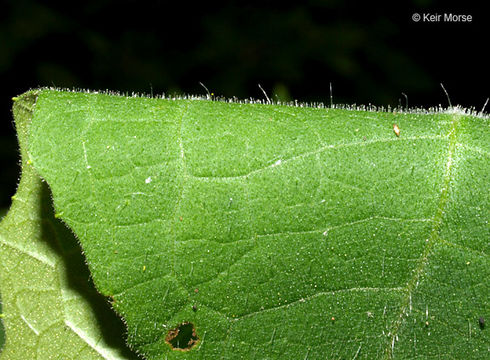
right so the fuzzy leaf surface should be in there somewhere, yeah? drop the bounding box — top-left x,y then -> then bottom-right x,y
10,89 -> 490,358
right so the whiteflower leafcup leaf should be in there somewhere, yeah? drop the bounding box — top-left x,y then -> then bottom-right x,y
0,291 -> 5,352
1,88 -> 489,359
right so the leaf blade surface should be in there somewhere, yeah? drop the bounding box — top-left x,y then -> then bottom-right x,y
15,89 -> 490,358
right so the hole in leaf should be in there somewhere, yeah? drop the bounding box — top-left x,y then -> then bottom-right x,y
165,322 -> 199,351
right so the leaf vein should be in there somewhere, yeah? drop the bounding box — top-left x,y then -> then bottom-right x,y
385,114 -> 461,358
190,135 -> 447,181
235,287 -> 404,321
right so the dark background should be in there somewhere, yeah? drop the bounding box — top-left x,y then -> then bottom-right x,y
0,0 -> 487,210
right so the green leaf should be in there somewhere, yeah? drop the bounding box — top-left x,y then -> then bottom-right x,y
6,88 -> 490,359
0,291 -> 5,353
0,91 -> 138,359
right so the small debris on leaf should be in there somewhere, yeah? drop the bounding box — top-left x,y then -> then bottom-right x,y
393,124 -> 400,137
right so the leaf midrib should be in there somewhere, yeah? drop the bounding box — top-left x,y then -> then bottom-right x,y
385,113 -> 461,358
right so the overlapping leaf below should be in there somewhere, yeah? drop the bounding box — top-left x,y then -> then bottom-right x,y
0,91 -> 139,359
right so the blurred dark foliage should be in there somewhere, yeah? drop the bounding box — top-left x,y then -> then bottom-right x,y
0,0 -> 487,209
